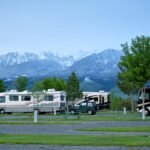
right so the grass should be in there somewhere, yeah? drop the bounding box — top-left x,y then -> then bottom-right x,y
96,110 -> 139,115
0,121 -> 80,125
76,126 -> 150,132
1,115 -> 149,121
0,134 -> 150,146
0,111 -> 149,122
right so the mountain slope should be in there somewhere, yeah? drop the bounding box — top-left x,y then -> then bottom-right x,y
1,49 -> 123,91
63,49 -> 123,78
0,52 -> 38,67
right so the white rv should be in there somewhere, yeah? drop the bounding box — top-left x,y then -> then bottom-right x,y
0,89 -> 66,114
75,91 -> 110,109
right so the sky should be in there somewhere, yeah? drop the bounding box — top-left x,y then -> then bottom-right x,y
0,0 -> 150,55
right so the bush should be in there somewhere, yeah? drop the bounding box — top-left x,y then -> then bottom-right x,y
110,90 -> 136,111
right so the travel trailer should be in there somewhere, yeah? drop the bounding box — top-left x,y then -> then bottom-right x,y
0,89 -> 66,114
74,91 -> 110,110
136,87 -> 150,115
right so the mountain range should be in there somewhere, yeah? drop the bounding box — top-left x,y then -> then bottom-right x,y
0,49 -> 123,91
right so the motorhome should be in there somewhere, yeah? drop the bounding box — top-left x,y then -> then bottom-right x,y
74,91 -> 110,110
136,87 -> 150,115
0,89 -> 66,114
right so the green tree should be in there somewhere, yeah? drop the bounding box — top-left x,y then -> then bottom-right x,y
41,77 -> 66,91
110,90 -> 134,111
14,76 -> 28,92
0,79 -> 6,92
41,78 -> 55,91
117,35 -> 150,112
117,48 -> 138,112
110,90 -> 121,111
66,72 -> 83,105
31,81 -> 45,122
55,78 -> 66,91
31,81 -> 45,105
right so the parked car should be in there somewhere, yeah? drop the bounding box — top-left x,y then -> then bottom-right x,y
69,102 -> 97,115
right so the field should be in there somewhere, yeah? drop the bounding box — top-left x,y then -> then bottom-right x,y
0,110 -> 150,149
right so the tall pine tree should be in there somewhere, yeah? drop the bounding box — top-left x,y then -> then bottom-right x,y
66,72 -> 83,105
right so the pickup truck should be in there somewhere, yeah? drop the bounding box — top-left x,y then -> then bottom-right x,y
69,102 -> 97,115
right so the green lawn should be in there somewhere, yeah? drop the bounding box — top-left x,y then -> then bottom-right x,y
0,110 -> 149,122
0,121 -> 80,125
0,115 -> 149,122
0,134 -> 150,146
76,126 -> 150,132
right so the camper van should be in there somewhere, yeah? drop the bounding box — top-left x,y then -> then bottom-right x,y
136,87 -> 150,115
0,89 -> 66,114
74,91 -> 110,110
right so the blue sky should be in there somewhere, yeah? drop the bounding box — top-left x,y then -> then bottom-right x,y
0,0 -> 149,55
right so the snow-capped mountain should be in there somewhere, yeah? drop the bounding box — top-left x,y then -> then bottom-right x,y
1,49 -> 123,91
0,49 -> 123,80
0,51 -> 77,68
63,49 -> 123,78
0,52 -> 38,67
0,50 -> 93,69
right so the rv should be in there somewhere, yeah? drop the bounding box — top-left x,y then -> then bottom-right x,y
136,87 -> 150,115
0,89 -> 66,114
74,91 -> 110,110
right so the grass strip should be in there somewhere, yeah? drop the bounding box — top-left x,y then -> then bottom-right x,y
0,134 -> 150,146
76,126 -> 150,132
0,121 -> 80,125
0,116 -> 150,121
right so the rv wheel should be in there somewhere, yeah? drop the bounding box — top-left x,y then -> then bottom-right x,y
70,110 -> 75,114
0,109 -> 5,114
145,109 -> 150,116
88,110 -> 93,115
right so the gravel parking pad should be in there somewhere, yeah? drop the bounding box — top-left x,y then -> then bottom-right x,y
0,145 -> 150,150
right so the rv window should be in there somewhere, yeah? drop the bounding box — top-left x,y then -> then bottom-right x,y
139,92 -> 150,101
9,95 -> 18,101
0,96 -> 5,103
88,103 -> 92,106
94,97 -> 98,101
45,95 -> 53,101
145,93 -> 149,100
81,103 -> 86,106
61,95 -> 64,101
21,96 -> 31,101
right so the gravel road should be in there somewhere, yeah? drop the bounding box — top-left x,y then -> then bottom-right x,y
0,144 -> 150,150
0,121 -> 150,135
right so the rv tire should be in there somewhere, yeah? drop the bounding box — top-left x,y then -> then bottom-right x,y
0,109 -> 5,114
70,110 -> 75,114
145,109 -> 150,116
88,110 -> 93,115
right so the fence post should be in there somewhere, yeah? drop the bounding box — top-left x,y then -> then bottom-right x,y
123,107 -> 126,115
54,107 -> 56,115
34,110 -> 38,123
142,107 -> 145,119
